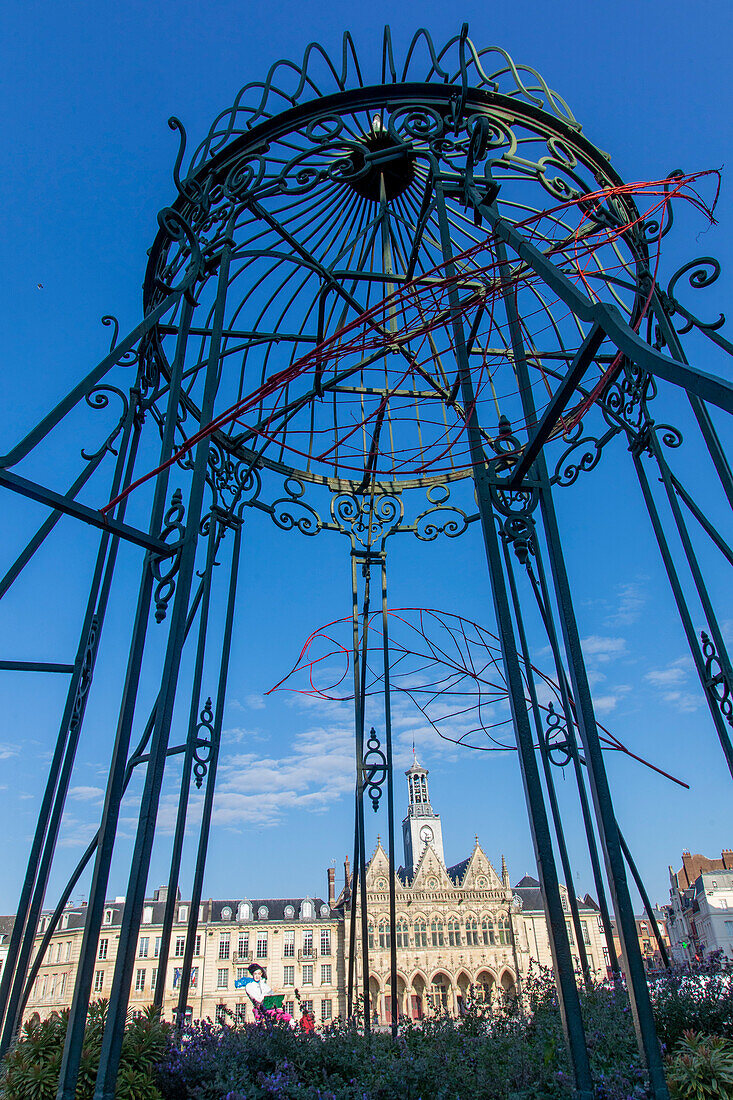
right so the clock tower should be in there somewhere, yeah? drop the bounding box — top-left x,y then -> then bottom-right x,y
402,756 -> 445,879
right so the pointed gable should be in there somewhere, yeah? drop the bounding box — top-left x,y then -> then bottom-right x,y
409,839 -> 454,890
457,841 -> 503,890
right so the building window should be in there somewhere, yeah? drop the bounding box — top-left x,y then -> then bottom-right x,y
60,973 -> 67,997
300,999 -> 313,1016
602,946 -> 610,965
151,969 -> 157,989
143,906 -> 153,924
582,922 -> 591,946
302,964 -> 314,985
178,907 -> 188,923
414,919 -> 428,947
174,937 -> 185,957
172,966 -> 197,988
320,928 -> 331,956
447,918 -> 461,947
94,970 -> 104,993
430,978 -> 449,1012
379,920 -> 391,949
138,937 -> 149,958
195,934 -> 202,955
258,906 -> 269,919
368,923 -> 375,950
321,998 -> 332,1022
561,895 -> 568,913
481,917 -> 495,946
40,977 -> 48,999
724,920 -> 733,936
215,1004 -> 227,1025
154,937 -> 161,958
283,1000 -> 295,1016
221,906 -> 232,920
302,929 -> 313,956
565,921 -> 574,946
476,977 -> 492,1003
190,966 -> 198,988
396,919 -> 409,948
465,918 -> 479,946
321,964 -> 332,985
235,1003 -> 247,1025
65,941 -> 72,962
283,931 -> 295,958
104,910 -> 113,925
217,969 -> 229,989
98,939 -> 108,961
498,916 -> 511,946
134,969 -> 145,993
431,919 -> 444,947
256,932 -> 268,959
238,933 -> 249,957
283,965 -> 295,986
219,934 -> 231,960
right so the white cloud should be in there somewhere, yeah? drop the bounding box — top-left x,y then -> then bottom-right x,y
69,785 -> 105,802
581,636 -> 627,662
592,686 -> 631,715
244,693 -> 266,711
0,743 -> 19,760
659,690 -> 702,713
605,581 -> 647,627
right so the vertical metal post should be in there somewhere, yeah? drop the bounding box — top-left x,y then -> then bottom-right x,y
380,554 -> 399,1035
175,518 -> 241,1028
56,296 -> 195,1100
349,550 -> 370,1033
501,533 -> 592,987
93,238 -> 233,1100
0,403 -> 140,1053
631,446 -> 733,778
488,212 -> 668,1095
346,800 -> 360,1018
528,542 -> 621,981
651,293 -> 733,510
155,515 -> 220,1008
617,829 -> 670,970
432,174 -> 593,1097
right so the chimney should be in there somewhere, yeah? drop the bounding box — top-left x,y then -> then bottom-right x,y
344,856 -> 351,895
723,849 -> 733,869
327,868 -> 335,907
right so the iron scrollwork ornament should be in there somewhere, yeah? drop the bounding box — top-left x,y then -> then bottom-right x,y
193,697 -> 215,789
150,489 -> 186,623
363,727 -> 387,812
543,702 -> 574,768
700,631 -> 733,729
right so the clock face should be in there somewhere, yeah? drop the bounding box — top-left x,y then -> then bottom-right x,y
420,825 -> 434,843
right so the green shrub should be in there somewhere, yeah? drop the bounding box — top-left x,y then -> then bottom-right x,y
650,952 -> 733,1050
666,1031 -> 733,1099
0,1000 -> 168,1100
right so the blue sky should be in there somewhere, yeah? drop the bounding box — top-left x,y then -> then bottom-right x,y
0,0 -> 732,918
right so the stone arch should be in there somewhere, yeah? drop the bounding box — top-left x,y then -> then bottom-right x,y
428,968 -> 452,1015
474,967 -> 497,1006
499,967 -> 518,1008
455,968 -> 472,1016
368,974 -> 382,1024
408,969 -> 428,1021
383,970 -> 409,1024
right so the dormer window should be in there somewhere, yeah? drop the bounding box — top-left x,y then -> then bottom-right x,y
238,902 -> 252,922
104,910 -> 113,925
258,906 -> 269,919
221,906 -> 232,920
284,905 -> 295,919
300,900 -> 314,920
178,906 -> 188,923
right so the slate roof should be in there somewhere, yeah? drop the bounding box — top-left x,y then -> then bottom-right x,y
446,858 -> 470,886
513,877 -> 599,913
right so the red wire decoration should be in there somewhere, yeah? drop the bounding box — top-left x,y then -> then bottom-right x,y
269,606 -> 689,789
103,170 -> 719,513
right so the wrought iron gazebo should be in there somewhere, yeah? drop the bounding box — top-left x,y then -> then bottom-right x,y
0,26 -> 731,1099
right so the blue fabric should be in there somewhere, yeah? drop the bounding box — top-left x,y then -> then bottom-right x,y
234,975 -> 254,989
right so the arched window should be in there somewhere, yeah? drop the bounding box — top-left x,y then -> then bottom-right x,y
368,922 -> 375,950
498,916 -> 510,945
379,919 -> 391,950
481,917 -> 495,945
430,918 -> 444,947
447,917 -> 461,946
414,919 -> 428,947
465,917 -> 479,946
396,918 -> 409,948
238,901 -> 252,921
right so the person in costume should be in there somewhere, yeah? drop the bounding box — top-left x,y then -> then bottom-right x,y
239,963 -> 294,1027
